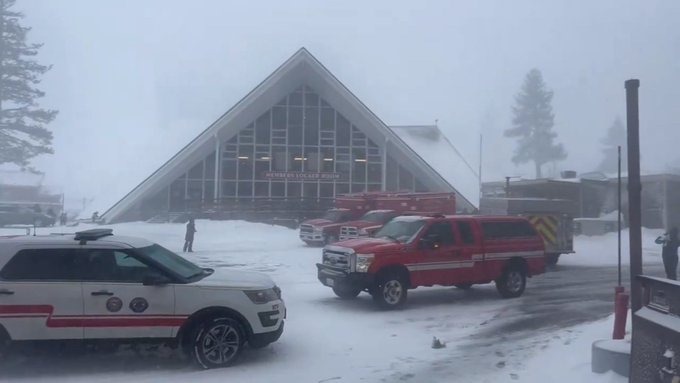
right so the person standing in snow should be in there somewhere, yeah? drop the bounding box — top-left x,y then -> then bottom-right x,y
656,226 -> 680,280
183,218 -> 197,253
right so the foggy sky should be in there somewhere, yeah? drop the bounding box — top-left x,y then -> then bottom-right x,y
16,0 -> 680,211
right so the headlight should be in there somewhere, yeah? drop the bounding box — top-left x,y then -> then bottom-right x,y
313,227 -> 322,233
358,228 -> 369,236
355,253 -> 374,273
244,289 -> 279,304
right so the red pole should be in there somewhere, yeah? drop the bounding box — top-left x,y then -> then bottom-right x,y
613,287 -> 629,339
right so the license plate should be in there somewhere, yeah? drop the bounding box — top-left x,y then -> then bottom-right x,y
326,278 -> 335,287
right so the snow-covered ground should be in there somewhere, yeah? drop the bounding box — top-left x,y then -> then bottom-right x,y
0,221 -> 661,382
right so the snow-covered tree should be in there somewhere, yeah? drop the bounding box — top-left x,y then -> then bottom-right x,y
505,69 -> 566,178
597,117 -> 627,174
0,0 -> 57,169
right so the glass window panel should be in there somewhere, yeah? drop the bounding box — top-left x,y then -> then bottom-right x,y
255,111 -> 271,144
399,165 -> 414,190
204,181 -> 215,203
351,183 -> 366,193
303,182 -> 318,198
320,108 -> 335,131
238,145 -> 253,157
188,161 -> 203,179
386,156 -> 398,190
276,97 -> 287,106
289,91 -> 303,106
289,147 -> 303,171
320,183 -> 333,198
368,163 -> 382,184
288,124 -> 303,145
336,161 -> 350,178
305,148 -> 320,172
272,106 -> 286,130
415,177 -> 428,192
227,135 -> 237,144
255,161 -> 270,180
273,147 -> 286,171
255,182 -> 269,197
238,181 -> 253,197
368,184 -> 382,192
321,148 -> 334,172
271,182 -> 285,197
336,113 -> 351,146
222,181 -> 236,197
205,152 -> 216,180
222,160 -> 237,179
353,161 -> 366,183
304,107 -> 319,145
320,98 -> 331,108
336,183 -> 350,195
287,182 -> 301,197
304,91 -> 319,107
289,107 -> 302,125
238,159 -> 253,180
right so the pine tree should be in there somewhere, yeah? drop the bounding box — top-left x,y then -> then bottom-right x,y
597,117 -> 627,174
0,0 -> 56,169
505,69 -> 566,178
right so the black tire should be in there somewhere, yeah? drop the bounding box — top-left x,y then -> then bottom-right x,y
546,254 -> 560,266
332,284 -> 361,299
455,283 -> 473,290
495,266 -> 527,299
191,317 -> 245,369
372,271 -> 408,309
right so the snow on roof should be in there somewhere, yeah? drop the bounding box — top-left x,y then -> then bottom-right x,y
390,125 -> 479,208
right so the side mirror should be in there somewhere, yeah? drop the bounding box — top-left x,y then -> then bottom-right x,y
143,273 -> 170,286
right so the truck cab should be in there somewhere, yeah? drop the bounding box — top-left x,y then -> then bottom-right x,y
316,215 -> 546,309
299,208 -> 357,246
338,210 -> 400,241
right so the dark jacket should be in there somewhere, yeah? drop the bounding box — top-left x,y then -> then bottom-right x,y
185,222 -> 197,240
656,233 -> 680,258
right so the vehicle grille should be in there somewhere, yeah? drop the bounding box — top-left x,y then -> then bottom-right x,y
340,226 -> 358,239
300,224 -> 314,234
322,248 -> 350,270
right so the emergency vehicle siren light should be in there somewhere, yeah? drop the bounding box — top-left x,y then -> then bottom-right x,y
74,229 -> 114,241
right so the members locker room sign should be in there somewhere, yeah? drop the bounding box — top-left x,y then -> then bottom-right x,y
264,171 -> 343,180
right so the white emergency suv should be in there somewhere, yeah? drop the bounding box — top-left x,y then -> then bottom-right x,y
0,229 -> 285,368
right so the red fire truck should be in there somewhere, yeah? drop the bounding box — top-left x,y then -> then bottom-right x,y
299,192 -> 456,246
316,214 -> 546,309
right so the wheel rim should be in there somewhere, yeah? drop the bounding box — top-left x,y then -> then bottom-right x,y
383,280 -> 403,304
201,324 -> 240,365
507,271 -> 523,293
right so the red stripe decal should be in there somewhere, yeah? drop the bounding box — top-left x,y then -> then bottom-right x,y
0,305 -> 187,328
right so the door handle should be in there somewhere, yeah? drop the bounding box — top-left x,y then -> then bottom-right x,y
91,290 -> 114,296
0,289 -> 14,295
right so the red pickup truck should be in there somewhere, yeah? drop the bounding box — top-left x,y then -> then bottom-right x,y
316,214 -> 546,309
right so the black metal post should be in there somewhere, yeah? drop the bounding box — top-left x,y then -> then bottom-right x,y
626,79 -> 642,312
618,145 -> 622,287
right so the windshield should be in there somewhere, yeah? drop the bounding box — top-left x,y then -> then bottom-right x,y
360,211 -> 389,223
374,219 -> 425,243
136,244 -> 205,280
322,210 -> 347,222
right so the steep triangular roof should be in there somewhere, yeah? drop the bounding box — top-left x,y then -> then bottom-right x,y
102,48 -> 477,222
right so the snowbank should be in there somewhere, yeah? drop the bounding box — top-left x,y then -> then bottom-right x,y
563,228 -> 664,267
